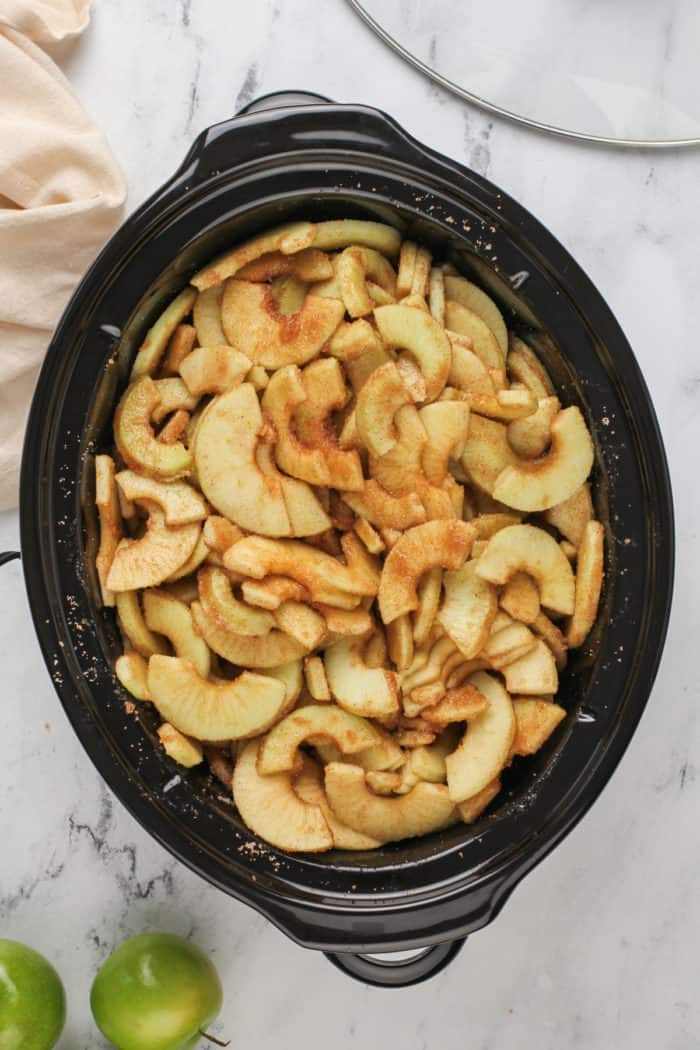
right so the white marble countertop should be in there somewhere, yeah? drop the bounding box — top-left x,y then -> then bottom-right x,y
1,1 -> 698,1046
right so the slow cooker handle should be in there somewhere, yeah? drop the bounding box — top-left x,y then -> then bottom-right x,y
0,551 -> 20,567
324,938 -> 466,987
235,90 -> 333,116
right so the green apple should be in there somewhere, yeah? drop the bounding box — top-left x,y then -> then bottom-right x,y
90,933 -> 224,1050
0,939 -> 66,1050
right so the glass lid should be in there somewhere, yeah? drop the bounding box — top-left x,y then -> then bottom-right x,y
347,0 -> 700,146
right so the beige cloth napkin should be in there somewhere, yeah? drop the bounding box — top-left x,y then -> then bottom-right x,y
0,0 -> 126,510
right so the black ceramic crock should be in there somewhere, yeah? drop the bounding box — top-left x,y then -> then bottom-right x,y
4,92 -> 674,986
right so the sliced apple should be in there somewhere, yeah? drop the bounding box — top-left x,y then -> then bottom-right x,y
346,341 -> 393,394
143,588 -> 211,677
224,532 -> 379,603
95,454 -> 121,606
461,414 -> 517,494
198,565 -> 278,637
482,619 -> 537,670
191,222 -> 316,290
510,698 -> 566,756
444,275 -> 508,358
369,405 -> 426,496
309,219 -> 401,257
161,324 -> 197,377
532,611 -> 568,670
473,512 -> 522,539
469,387 -> 538,423
336,246 -> 397,317
148,655 -> 288,740
457,779 -> 501,823
294,755 -> 381,850
506,337 -> 555,399
507,396 -> 560,458
262,361 -> 363,490
114,377 -> 192,479
409,246 -> 432,297
500,572 -> 541,625
374,304 -> 451,401
567,520 -> 604,647
115,590 -> 168,658
421,682 -> 490,727
115,471 -> 207,526
257,703 -> 380,774
237,247 -> 333,283
386,614 -> 414,671
447,332 -> 496,397
273,600 -> 326,649
149,379 -> 199,424
192,601 -> 307,668
304,655 -> 331,701
107,507 -> 200,592
502,639 -> 558,695
543,482 -> 594,548
220,279 -> 343,368
476,524 -> 575,616
356,361 -> 413,457
438,560 -> 498,659
428,266 -> 446,327
400,636 -> 462,695
412,568 -> 443,647
378,520 -> 476,624
396,240 -> 417,296
192,285 -> 225,345
315,726 -> 404,772
328,318 -> 382,362
130,288 -> 197,380
324,635 -> 399,717
166,531 -> 209,581
343,480 -> 426,530
492,406 -> 594,512
177,345 -> 250,397
445,300 -> 502,368
157,723 -> 203,768
419,401 -> 470,484
262,660 -> 304,710
241,576 -> 310,611
445,671 -> 516,803
115,651 -> 151,701
325,763 -> 456,843
315,605 -> 373,637
233,739 -> 333,852
193,384 -> 288,535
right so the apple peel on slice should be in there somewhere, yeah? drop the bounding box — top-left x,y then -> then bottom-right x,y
336,246 -> 397,317
130,287 -> 197,380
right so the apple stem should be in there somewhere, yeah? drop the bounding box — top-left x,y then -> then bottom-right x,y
199,1030 -> 231,1047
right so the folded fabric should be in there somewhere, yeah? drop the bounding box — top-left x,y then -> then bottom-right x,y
0,0 -> 126,510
